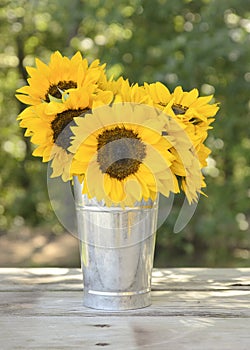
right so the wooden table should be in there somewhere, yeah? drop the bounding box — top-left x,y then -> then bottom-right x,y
0,268 -> 249,349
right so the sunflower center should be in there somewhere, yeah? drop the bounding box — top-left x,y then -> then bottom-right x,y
97,126 -> 146,180
172,103 -> 188,115
45,80 -> 77,102
51,108 -> 88,151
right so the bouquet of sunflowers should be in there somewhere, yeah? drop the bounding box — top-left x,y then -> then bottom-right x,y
16,51 -> 219,207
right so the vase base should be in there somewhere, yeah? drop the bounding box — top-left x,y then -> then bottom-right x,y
82,289 -> 152,310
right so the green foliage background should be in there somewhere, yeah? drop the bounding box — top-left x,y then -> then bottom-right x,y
0,0 -> 249,267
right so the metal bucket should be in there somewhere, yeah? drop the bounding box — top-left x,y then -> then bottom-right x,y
73,176 -> 158,310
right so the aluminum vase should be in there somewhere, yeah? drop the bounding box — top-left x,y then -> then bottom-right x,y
73,176 -> 158,311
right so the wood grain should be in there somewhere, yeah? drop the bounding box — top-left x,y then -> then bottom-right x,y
0,267 -> 249,291
0,268 -> 249,349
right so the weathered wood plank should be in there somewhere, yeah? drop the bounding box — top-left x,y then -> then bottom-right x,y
0,268 -> 249,349
0,290 -> 249,318
0,268 -> 82,291
0,268 -> 249,291
0,316 -> 250,350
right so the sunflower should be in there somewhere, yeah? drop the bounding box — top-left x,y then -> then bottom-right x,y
159,112 -> 204,203
144,82 -> 172,109
145,83 -> 219,201
113,78 -> 153,105
170,86 -> 219,125
146,83 -> 219,127
18,87 -> 113,181
15,51 -> 106,106
167,86 -> 219,172
69,103 -> 178,206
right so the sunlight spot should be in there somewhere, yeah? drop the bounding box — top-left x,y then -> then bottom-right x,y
152,270 -> 165,277
165,73 -> 178,84
95,35 -> 107,46
234,248 -> 250,260
229,29 -> 244,43
228,50 -> 240,62
0,54 -> 19,68
224,12 -> 240,26
12,22 -> 22,32
13,216 -> 24,227
211,290 -> 250,297
80,38 -> 94,50
241,18 -> 250,33
236,213 -> 249,231
214,138 -> 224,149
244,72 -> 250,83
203,156 -> 219,178
184,21 -> 193,32
180,318 -> 214,328
122,53 -> 133,63
201,83 -> 215,95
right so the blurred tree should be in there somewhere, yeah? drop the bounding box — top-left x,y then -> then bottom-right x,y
0,0 -> 249,266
